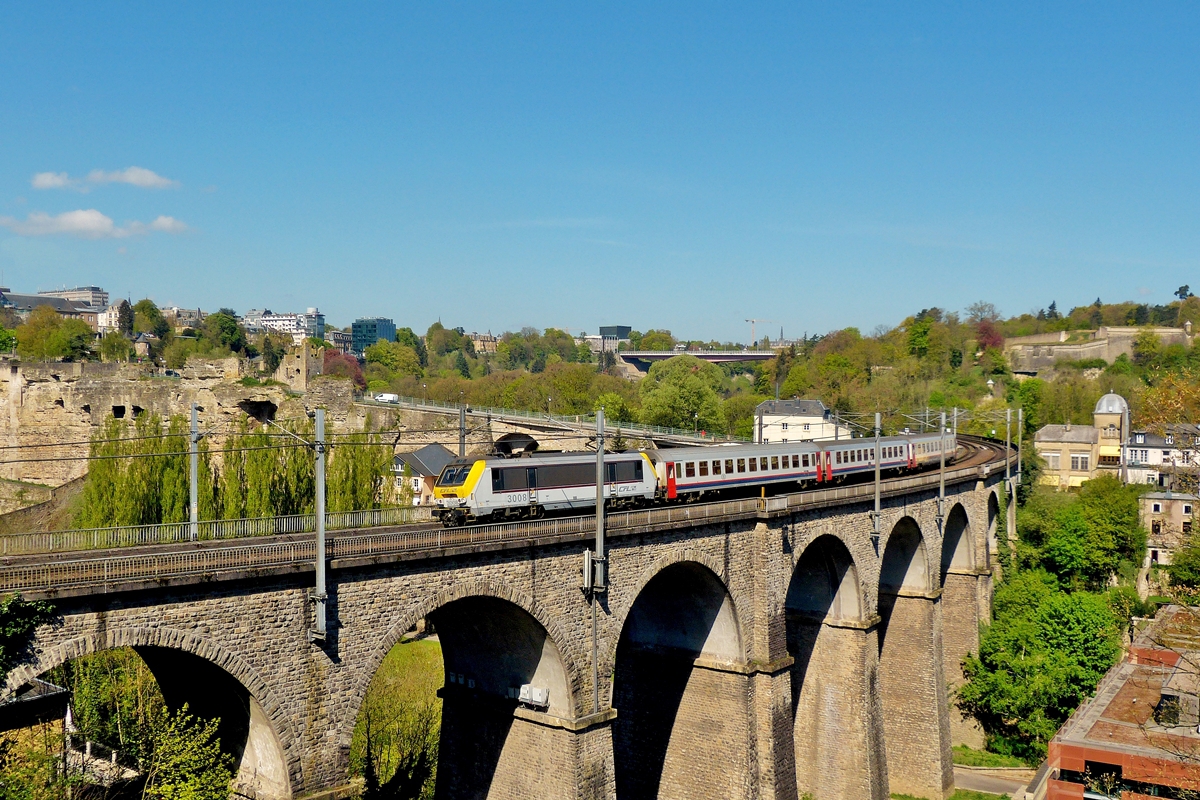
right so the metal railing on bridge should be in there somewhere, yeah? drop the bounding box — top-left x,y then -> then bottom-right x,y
0,506 -> 434,557
354,393 -> 748,444
0,445 -> 1011,596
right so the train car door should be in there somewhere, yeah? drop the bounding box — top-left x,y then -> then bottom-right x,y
666,461 -> 677,499
907,444 -> 917,470
527,466 -> 538,506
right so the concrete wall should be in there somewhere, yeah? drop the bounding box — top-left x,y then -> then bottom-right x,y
12,473 -> 1001,800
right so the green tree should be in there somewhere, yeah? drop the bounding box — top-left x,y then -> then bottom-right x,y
117,299 -> 134,336
261,336 -> 285,373
0,595 -> 56,678
957,574 -> 1120,761
453,350 -> 471,379
202,312 -> 247,354
99,331 -> 133,362
366,341 -> 423,378
1168,532 -> 1200,587
0,327 -> 15,353
640,330 -> 675,351
133,299 -> 171,339
143,705 -> 235,800
15,306 -> 94,361
638,355 -> 725,431
593,392 -> 634,423
395,327 -> 427,366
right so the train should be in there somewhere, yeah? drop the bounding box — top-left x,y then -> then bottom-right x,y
433,430 -> 957,527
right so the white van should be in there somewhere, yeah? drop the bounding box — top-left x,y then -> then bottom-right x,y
373,393 -> 400,404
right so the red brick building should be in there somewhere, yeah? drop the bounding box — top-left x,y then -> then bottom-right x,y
1043,605 -> 1200,799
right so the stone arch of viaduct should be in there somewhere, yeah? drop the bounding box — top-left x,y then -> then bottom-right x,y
13,475 -> 1001,800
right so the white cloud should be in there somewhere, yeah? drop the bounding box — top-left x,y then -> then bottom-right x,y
32,172 -> 72,189
0,209 -> 188,239
87,167 -> 178,189
31,166 -> 179,191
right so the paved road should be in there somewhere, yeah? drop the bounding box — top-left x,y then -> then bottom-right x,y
955,766 -> 1028,797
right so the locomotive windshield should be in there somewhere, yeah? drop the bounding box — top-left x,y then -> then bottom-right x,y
437,464 -> 473,487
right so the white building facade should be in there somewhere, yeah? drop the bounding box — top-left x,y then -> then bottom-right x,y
754,399 -> 853,444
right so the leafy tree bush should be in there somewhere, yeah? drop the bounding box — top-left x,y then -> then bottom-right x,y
957,571 -> 1121,761
325,350 -> 366,388
0,595 -> 56,678
638,355 -> 725,431
16,307 -> 94,361
99,331 -> 133,362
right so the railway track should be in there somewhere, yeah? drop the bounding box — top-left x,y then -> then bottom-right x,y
0,437 -> 1011,599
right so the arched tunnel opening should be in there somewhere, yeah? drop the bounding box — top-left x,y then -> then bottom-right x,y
1,646 -> 290,800
612,562 -> 744,800
351,595 -> 574,800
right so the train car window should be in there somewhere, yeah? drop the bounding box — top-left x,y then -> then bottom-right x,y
771,456 -> 779,470
748,458 -> 757,472
736,458 -> 745,473
802,454 -> 810,467
604,460 -> 642,483
758,457 -> 766,470
675,462 -> 682,477
712,460 -> 721,475
685,462 -> 696,478
495,467 -> 528,491
538,463 -> 593,488
699,461 -> 709,477
726,459 -> 735,474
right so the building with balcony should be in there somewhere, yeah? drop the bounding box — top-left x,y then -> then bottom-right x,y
1125,424 -> 1200,489
1034,391 -> 1130,489
244,308 -> 325,343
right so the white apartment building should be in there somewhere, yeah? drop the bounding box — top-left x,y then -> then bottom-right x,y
1125,424 -> 1200,488
244,308 -> 325,343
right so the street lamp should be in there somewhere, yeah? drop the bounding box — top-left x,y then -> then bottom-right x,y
548,396 -> 553,416
694,412 -> 699,435
422,383 -> 427,404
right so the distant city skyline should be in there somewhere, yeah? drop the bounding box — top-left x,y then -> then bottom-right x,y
2,4 -> 1197,341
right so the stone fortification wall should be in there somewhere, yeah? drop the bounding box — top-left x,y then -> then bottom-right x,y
0,356 -> 595,491
1008,326 -> 1193,373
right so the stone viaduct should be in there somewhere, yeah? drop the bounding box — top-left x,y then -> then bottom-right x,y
7,468 -> 1004,800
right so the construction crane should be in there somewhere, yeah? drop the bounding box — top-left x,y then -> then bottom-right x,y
745,319 -> 777,349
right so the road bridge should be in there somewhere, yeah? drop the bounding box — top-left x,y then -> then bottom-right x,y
2,439 -> 1011,800
354,394 -> 744,446
617,350 -> 776,373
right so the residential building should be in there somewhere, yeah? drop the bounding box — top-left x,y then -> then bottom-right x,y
466,332 -> 498,353
1125,424 -> 1200,488
164,307 -> 205,331
754,399 -> 852,444
1040,604 -> 1200,799
133,332 -> 158,358
351,317 -> 396,355
393,444 -> 455,506
271,342 -> 324,392
0,290 -> 86,322
324,330 -> 352,354
37,286 -> 109,308
97,304 -> 123,334
243,308 -> 325,343
1140,491 -> 1197,567
1034,392 -> 1130,489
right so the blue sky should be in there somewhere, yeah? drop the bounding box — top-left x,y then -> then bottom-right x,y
2,4 -> 1197,341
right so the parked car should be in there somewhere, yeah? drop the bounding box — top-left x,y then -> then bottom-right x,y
374,393 -> 400,404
